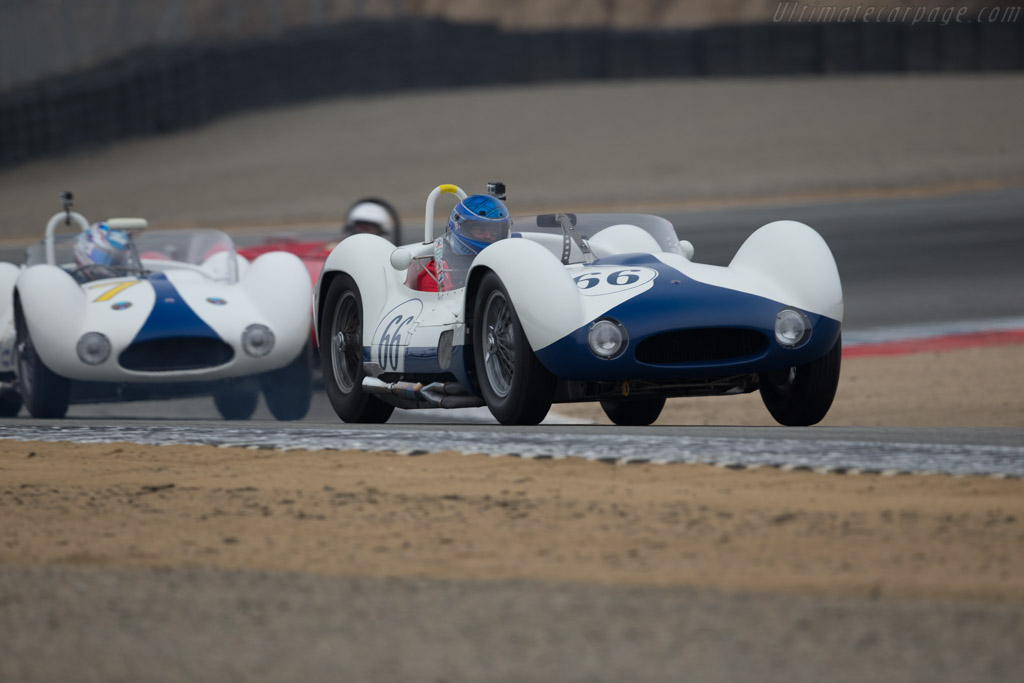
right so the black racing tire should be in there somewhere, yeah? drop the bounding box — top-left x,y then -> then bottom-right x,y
16,317 -> 70,419
213,379 -> 260,420
0,387 -> 23,417
261,343 -> 313,421
472,272 -> 556,425
600,397 -> 666,426
759,334 -> 842,427
319,274 -> 394,424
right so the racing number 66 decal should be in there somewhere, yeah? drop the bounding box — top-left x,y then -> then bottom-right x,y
371,299 -> 424,372
378,314 -> 414,370
572,267 -> 658,296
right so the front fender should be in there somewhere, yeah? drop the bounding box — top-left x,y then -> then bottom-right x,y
15,265 -> 87,373
315,234 -> 396,340
468,238 -> 582,352
239,251 -> 312,360
728,220 -> 843,322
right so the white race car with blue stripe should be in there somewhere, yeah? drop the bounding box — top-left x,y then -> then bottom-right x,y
0,200 -> 313,420
313,184 -> 843,426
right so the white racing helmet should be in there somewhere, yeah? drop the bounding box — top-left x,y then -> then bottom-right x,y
343,199 -> 398,243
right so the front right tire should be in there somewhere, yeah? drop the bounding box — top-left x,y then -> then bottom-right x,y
16,318 -> 70,419
319,274 -> 394,423
472,272 -> 556,425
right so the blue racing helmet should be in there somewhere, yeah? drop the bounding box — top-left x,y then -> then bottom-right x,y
446,194 -> 510,256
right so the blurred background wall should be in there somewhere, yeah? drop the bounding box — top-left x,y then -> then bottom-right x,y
1,0 -> 1021,166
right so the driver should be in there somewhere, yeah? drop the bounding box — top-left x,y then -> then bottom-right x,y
342,199 -> 399,244
417,194 -> 510,292
72,222 -> 132,281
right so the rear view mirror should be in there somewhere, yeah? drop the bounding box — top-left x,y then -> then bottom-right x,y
106,217 -> 148,231
390,248 -> 413,271
536,213 -> 576,228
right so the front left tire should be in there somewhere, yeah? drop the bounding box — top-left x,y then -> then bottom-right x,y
213,378 -> 260,420
759,334 -> 842,426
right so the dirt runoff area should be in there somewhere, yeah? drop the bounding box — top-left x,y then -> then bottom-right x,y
1,346 -> 1023,603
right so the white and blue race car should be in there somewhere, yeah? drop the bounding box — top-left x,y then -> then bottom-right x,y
0,195 -> 313,420
313,184 -> 843,426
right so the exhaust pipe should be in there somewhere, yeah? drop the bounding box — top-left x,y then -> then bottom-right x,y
361,377 -> 484,410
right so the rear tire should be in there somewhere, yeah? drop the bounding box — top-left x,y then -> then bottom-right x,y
262,343 -> 313,421
600,397 -> 665,426
16,319 -> 70,419
759,334 -> 842,426
472,272 -> 555,425
320,274 -> 394,423
213,379 -> 259,420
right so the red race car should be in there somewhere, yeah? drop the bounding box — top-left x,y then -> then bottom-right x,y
237,198 -> 401,287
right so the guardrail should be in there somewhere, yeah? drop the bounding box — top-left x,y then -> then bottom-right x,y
1,18 -> 1021,167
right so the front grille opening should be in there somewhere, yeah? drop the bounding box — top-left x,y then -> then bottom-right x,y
119,337 -> 234,372
635,328 -> 767,365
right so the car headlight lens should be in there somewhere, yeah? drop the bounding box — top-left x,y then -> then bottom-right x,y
587,319 -> 628,359
76,332 -> 111,365
775,308 -> 811,348
241,324 -> 275,358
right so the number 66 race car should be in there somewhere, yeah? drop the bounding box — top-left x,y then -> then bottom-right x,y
313,183 -> 843,426
0,193 -> 313,420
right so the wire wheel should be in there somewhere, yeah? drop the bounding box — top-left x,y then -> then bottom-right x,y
319,274 -> 394,424
481,290 -> 516,398
471,272 -> 555,425
330,289 -> 362,394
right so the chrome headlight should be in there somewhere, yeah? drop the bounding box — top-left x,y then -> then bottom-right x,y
775,308 -> 811,348
587,319 -> 628,360
241,324 -> 275,358
76,332 -> 111,365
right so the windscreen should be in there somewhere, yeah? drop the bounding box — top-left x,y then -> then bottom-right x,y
508,213 -> 683,264
135,229 -> 239,282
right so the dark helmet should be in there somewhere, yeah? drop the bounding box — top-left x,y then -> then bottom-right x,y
446,194 -> 510,256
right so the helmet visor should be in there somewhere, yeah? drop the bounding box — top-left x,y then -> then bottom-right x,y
459,219 -> 505,244
350,220 -> 383,234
